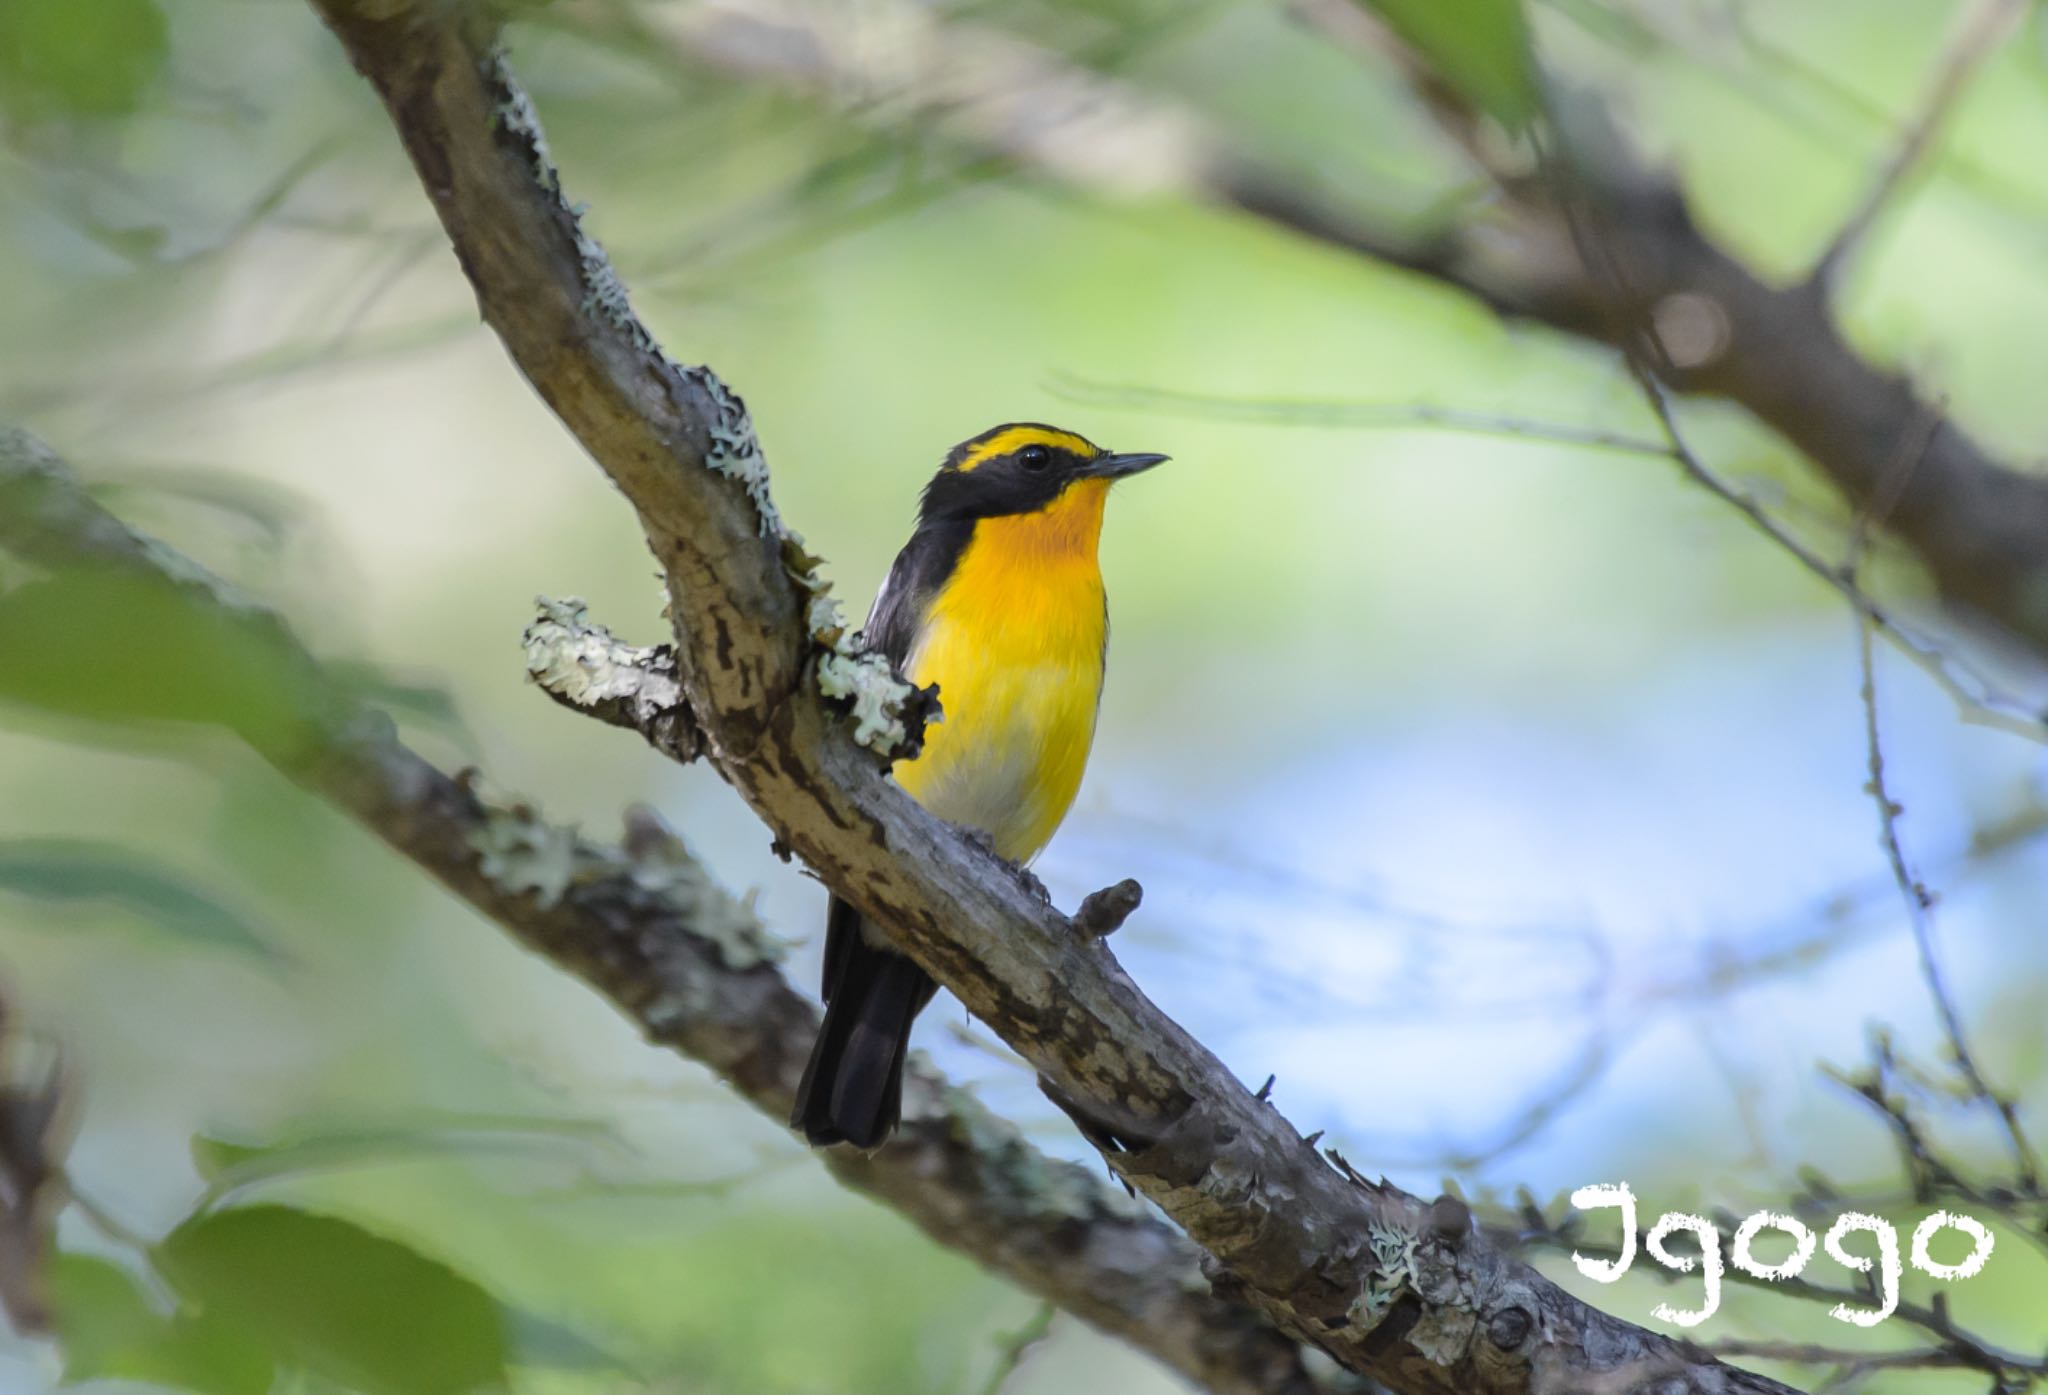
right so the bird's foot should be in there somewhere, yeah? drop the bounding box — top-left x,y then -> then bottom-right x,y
963,828 -> 1051,902
1013,862 -> 1051,903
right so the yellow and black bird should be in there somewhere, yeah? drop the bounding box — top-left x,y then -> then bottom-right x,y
792,422 -> 1168,1148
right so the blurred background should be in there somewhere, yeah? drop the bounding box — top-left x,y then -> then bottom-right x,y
2,0 -> 2046,1391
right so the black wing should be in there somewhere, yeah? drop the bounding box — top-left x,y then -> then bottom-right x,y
863,518 -> 971,669
788,517 -> 968,1147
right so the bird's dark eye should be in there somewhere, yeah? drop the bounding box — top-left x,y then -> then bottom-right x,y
1018,445 -> 1052,471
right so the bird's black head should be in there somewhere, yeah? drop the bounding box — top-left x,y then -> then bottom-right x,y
918,422 -> 1168,525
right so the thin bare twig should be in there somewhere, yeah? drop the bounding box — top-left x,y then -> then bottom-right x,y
1518,1225 -> 2047,1385
1559,156 -> 2045,1344
1049,376 -> 1671,456
1839,400 -> 2040,1194
1624,359 -> 2045,744
1853,600 -> 2041,1193
1708,1340 -> 1966,1377
976,1303 -> 1058,1395
1060,362 -> 2048,746
1809,0 -> 2029,288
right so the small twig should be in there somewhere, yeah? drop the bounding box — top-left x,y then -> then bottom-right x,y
62,1185 -> 154,1255
1821,1043 -> 1962,1202
1809,0 -> 2028,288
1623,359 -> 2044,745
1859,618 -> 2031,1188
1847,442 -> 2041,1193
1558,128 -> 2046,1235
1519,1228 -> 2047,1381
1710,1340 -> 1966,1375
1064,365 -> 2047,748
1073,878 -> 1143,938
1536,132 -> 2048,748
976,1302 -> 1057,1395
1050,375 -> 1672,457
522,598 -> 703,765
1843,399 -> 1945,569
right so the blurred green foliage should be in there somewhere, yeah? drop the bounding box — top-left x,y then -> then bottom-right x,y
1364,0 -> 1538,125
0,0 -> 168,125
154,1206 -> 511,1395
0,0 -> 2044,1393
51,1252 -> 273,1395
0,569 -> 322,751
0,837 -> 280,965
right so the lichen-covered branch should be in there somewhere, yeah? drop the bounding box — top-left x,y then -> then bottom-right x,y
0,425 -> 1337,1395
522,596 -> 703,764
302,8 -> 1804,1392
608,0 -> 2048,662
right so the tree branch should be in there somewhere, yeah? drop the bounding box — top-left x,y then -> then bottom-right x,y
0,423 -> 1337,1395
604,0 -> 2048,664
522,595 -> 704,765
300,7 -> 1805,1392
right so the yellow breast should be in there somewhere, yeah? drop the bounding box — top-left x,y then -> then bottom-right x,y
895,480 -> 1109,862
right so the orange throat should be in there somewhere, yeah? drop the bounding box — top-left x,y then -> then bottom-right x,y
970,477 -> 1109,560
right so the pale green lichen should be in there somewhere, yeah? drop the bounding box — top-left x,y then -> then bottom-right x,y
636,985 -> 713,1036
522,595 -> 679,710
472,806 -> 578,910
621,826 -> 785,971
470,799 -> 783,970
489,57 -> 561,199
487,62 -> 902,752
803,567 -> 925,757
1343,1222 -> 1425,1332
682,364 -> 781,537
806,591 -> 847,646
817,648 -> 917,753
490,51 -> 656,357
573,227 -> 657,355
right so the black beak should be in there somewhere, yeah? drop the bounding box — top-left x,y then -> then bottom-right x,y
1086,450 -> 1170,479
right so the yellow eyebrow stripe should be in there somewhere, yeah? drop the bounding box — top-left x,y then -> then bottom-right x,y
955,426 -> 1097,472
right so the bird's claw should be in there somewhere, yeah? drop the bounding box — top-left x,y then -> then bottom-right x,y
963,828 -> 1051,902
1013,863 -> 1051,903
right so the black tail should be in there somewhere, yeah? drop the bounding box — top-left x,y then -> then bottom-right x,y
791,897 -> 937,1148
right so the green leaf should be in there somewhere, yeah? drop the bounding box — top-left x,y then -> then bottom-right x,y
0,0 -> 169,123
155,1205 -> 511,1395
188,1134 -> 270,1182
49,1253 -> 273,1395
0,838 -> 281,964
0,569 -> 325,753
1360,0 -> 1537,128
